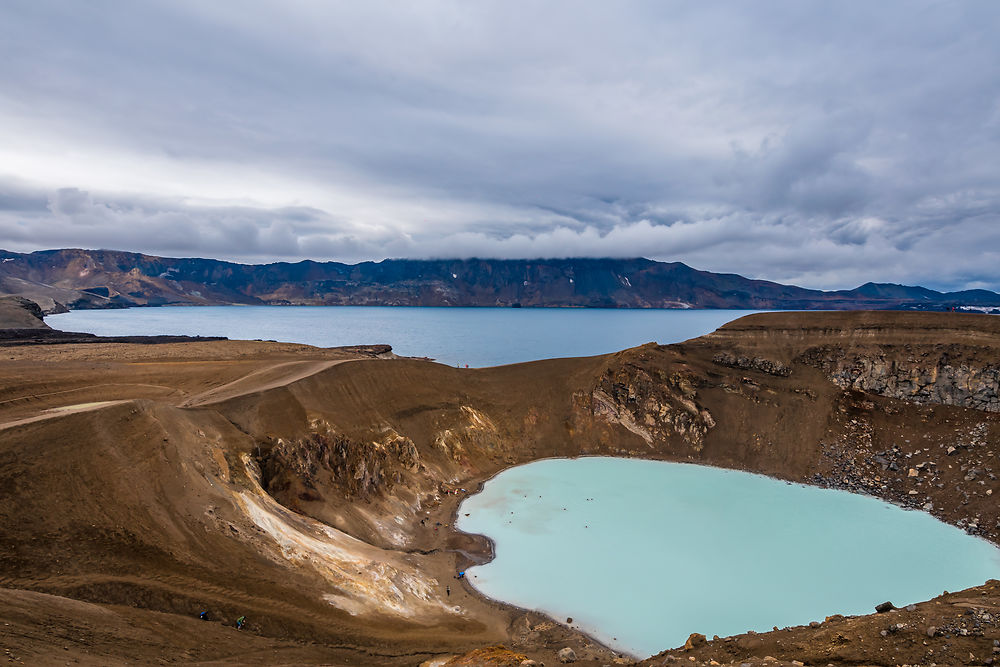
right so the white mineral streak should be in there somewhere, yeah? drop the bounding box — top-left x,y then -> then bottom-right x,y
236,456 -> 460,619
460,405 -> 496,431
355,503 -> 410,547
590,388 -> 653,444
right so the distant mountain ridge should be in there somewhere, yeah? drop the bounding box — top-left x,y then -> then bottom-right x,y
1,248 -> 998,312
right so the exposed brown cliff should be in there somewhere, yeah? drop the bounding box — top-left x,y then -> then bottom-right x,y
704,310 -> 1000,412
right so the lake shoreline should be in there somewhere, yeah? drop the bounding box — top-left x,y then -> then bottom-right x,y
47,305 -> 764,367
454,457 -> 1000,657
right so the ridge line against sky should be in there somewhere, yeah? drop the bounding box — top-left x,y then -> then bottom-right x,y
0,1 -> 998,292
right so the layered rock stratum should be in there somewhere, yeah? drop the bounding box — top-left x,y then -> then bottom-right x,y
1,311 -> 999,665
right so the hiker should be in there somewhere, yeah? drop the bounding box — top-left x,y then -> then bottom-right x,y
198,611 -> 209,621
446,585 -> 450,596
456,570 -> 465,580
236,615 -> 246,630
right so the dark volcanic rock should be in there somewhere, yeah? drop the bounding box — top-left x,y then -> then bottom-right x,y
712,351 -> 792,377
804,347 -> 1000,412
0,328 -> 226,346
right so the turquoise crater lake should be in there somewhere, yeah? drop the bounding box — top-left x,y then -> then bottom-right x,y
455,457 -> 1000,658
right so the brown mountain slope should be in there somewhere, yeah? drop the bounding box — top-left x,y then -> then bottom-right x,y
0,295 -> 50,329
1,312 -> 999,665
4,247 -> 1000,310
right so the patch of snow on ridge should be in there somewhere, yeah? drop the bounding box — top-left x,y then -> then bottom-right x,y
958,306 -> 1000,314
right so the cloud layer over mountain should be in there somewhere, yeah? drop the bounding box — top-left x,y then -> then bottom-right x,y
1,1 -> 998,290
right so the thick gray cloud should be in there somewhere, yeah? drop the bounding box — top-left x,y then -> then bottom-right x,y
0,0 -> 998,290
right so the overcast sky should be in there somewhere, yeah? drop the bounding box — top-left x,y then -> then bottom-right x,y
1,1 -> 998,290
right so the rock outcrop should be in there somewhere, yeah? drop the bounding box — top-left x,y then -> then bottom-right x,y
591,349 -> 715,452
260,427 -> 422,504
806,348 -> 1000,412
712,352 -> 791,377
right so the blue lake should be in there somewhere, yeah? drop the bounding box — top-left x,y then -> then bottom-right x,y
456,457 -> 1000,657
47,306 -> 759,367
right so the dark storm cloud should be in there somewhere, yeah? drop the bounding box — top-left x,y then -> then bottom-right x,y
0,0 -> 998,290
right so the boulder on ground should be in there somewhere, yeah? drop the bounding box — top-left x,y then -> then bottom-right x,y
557,647 -> 577,663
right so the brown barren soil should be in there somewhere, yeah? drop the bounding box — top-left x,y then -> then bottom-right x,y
1,311 -> 1000,666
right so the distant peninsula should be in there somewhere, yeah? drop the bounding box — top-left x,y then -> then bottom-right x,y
2,248 -> 999,312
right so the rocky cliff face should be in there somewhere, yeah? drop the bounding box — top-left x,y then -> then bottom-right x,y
260,427 -> 421,504
805,348 -> 1000,412
590,348 -> 716,452
701,311 -> 1000,411
3,247 -> 999,310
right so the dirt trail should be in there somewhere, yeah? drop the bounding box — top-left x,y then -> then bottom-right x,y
0,342 -> 374,428
0,358 -> 344,429
0,399 -> 131,431
180,359 -> 350,406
